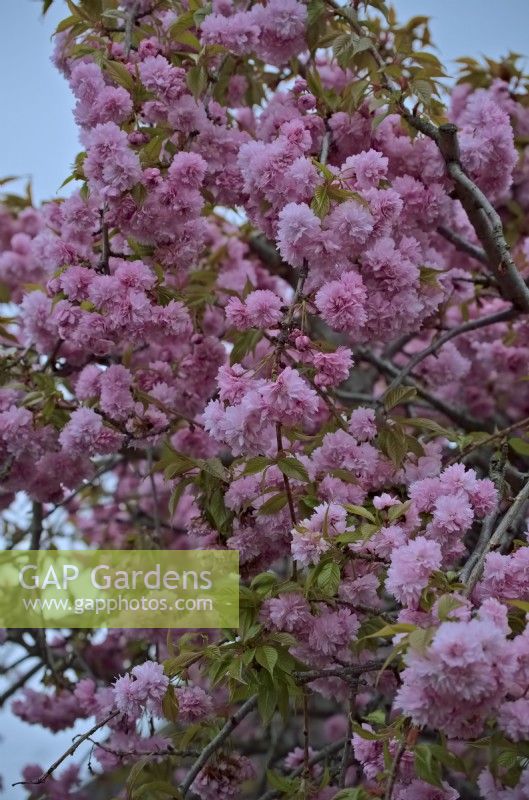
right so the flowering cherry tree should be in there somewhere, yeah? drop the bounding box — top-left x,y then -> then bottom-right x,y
4,0 -> 529,797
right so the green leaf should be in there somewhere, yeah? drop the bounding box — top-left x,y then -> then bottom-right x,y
133,781 -> 183,799
317,561 -> 340,596
230,328 -> 262,366
344,504 -> 376,522
509,437 -> 529,456
436,593 -> 465,621
140,135 -> 165,168
277,456 -> 309,483
331,789 -> 369,800
267,770 -> 297,793
383,385 -> 417,411
365,623 -> 416,639
258,492 -> 288,516
55,14 -> 78,32
255,645 -> 278,675
387,500 -> 411,522
173,29 -> 201,50
506,599 -> 529,612
257,679 -> 277,723
104,60 -> 135,93
378,424 -> 409,467
414,743 -> 444,788
311,184 -> 330,218
161,684 -> 179,723
187,65 -> 208,99
169,10 -> 195,37
243,456 -> 271,476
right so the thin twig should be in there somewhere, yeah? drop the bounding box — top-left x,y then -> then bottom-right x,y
180,695 -> 258,796
124,0 -> 139,56
382,308 -> 515,396
338,680 -> 358,788
257,739 -> 346,800
0,661 -> 43,708
356,347 -> 484,431
14,709 -> 120,785
385,739 -> 406,800
302,689 -> 310,781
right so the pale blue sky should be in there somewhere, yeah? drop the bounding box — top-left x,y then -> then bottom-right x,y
1,0 -> 529,796
2,1 -> 529,202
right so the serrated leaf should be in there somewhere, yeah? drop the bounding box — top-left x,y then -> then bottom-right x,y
344,504 -> 376,522
378,425 -> 409,467
187,65 -> 207,99
173,29 -> 201,50
169,10 -> 195,36
257,681 -> 277,723
383,386 -> 417,411
243,456 -> 271,476
255,645 -> 278,675
506,599 -> 529,612
317,561 -> 340,596
104,60 -> 135,92
258,492 -> 288,516
331,789 -> 369,800
230,328 -> 262,366
387,500 -> 411,522
277,456 -> 309,483
436,593 -> 464,621
311,184 -> 330,218
414,744 -> 444,788
365,623 -> 416,639
161,683 -> 179,722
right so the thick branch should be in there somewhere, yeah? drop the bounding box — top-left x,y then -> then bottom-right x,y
413,122 -> 529,313
30,501 -> 43,550
464,478 -> 529,595
293,659 -> 385,685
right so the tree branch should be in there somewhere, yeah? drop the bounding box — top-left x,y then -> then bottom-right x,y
382,307 -> 515,396
180,695 -> 258,796
437,225 -> 489,266
257,739 -> 346,800
14,709 -> 119,786
293,659 -> 385,685
356,347 -> 485,431
463,478 -> 529,595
